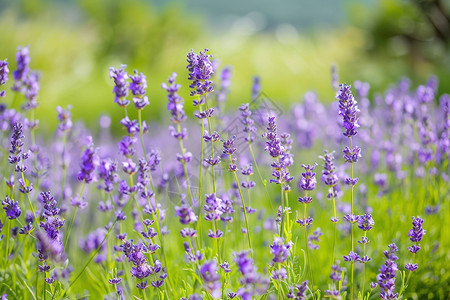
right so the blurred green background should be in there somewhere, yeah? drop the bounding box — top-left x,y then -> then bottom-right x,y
0,0 -> 449,133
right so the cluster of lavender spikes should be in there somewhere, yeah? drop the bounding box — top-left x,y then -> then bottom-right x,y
0,46 -> 444,300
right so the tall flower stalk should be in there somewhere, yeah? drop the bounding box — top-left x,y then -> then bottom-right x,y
319,150 -> 339,267
263,117 -> 293,239
336,83 -> 361,299
186,48 -> 216,248
398,216 -> 425,298
223,136 -> 253,254
297,162 -> 318,296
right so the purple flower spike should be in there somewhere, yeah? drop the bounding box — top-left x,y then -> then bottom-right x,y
2,196 -> 22,219
77,136 -> 99,184
56,105 -> 73,134
200,260 -> 221,294
405,263 -> 418,272
408,216 -> 425,243
320,150 -> 338,186
222,136 -> 237,155
239,103 -> 257,143
336,83 -> 360,137
296,217 -> 313,226
186,48 -> 214,98
163,72 -> 187,126
109,65 -> 130,107
0,59 -> 9,97
357,213 -> 374,231
377,243 -> 399,299
12,46 -> 30,92
299,163 -> 318,191
129,69 -> 149,109
270,237 -> 293,263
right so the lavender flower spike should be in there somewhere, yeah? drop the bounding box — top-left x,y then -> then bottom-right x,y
186,48 -> 214,99
0,59 -> 9,97
162,72 -> 187,125
12,46 -> 30,92
336,83 -> 360,137
77,136 -> 99,184
109,65 -> 130,107
129,69 -> 149,109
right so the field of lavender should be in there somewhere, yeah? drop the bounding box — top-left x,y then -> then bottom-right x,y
0,45 -> 448,300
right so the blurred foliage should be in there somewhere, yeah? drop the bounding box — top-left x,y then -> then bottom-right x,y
0,0 -> 448,135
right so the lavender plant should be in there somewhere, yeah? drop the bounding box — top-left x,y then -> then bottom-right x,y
0,46 -> 445,300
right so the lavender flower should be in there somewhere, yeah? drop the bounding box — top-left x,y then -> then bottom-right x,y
0,59 -> 9,97
299,163 -> 318,191
109,65 -> 130,107
263,117 -> 293,190
376,243 -> 399,299
320,150 -> 338,186
200,260 -> 221,296
163,72 -> 187,125
308,227 -> 323,250
77,136 -> 99,183
175,197 -> 197,225
12,46 -> 30,92
122,240 -> 152,279
186,48 -> 214,98
203,193 -> 223,221
2,196 -> 21,219
56,105 -> 73,134
357,213 -> 374,231
239,103 -> 256,143
129,69 -> 149,109
408,216 -> 425,243
8,122 -> 26,166
251,76 -> 261,100
234,251 -> 269,299
270,237 -> 293,263
336,83 -> 359,137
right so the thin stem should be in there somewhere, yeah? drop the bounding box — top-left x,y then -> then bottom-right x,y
303,199 -> 315,299
350,136 -> 355,300
331,186 -> 338,267
177,123 -> 193,206
21,172 -> 36,219
279,184 -> 285,238
66,199 -> 132,295
230,155 -> 253,255
204,95 -> 216,194
361,231 -> 367,298
60,134 -> 68,202
249,144 -> 275,214
63,181 -> 85,248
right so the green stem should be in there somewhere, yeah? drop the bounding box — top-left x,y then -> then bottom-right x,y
64,181 -> 85,248
21,172 -> 36,219
60,134 -> 68,202
361,231 -> 367,298
279,184 -> 285,238
230,155 -> 253,256
177,123 -> 193,206
204,95 -> 216,194
350,137 -> 355,300
331,186 -> 337,267
66,199 -> 131,295
303,201 -> 315,299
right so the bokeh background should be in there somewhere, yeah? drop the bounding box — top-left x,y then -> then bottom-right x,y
0,0 -> 449,132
